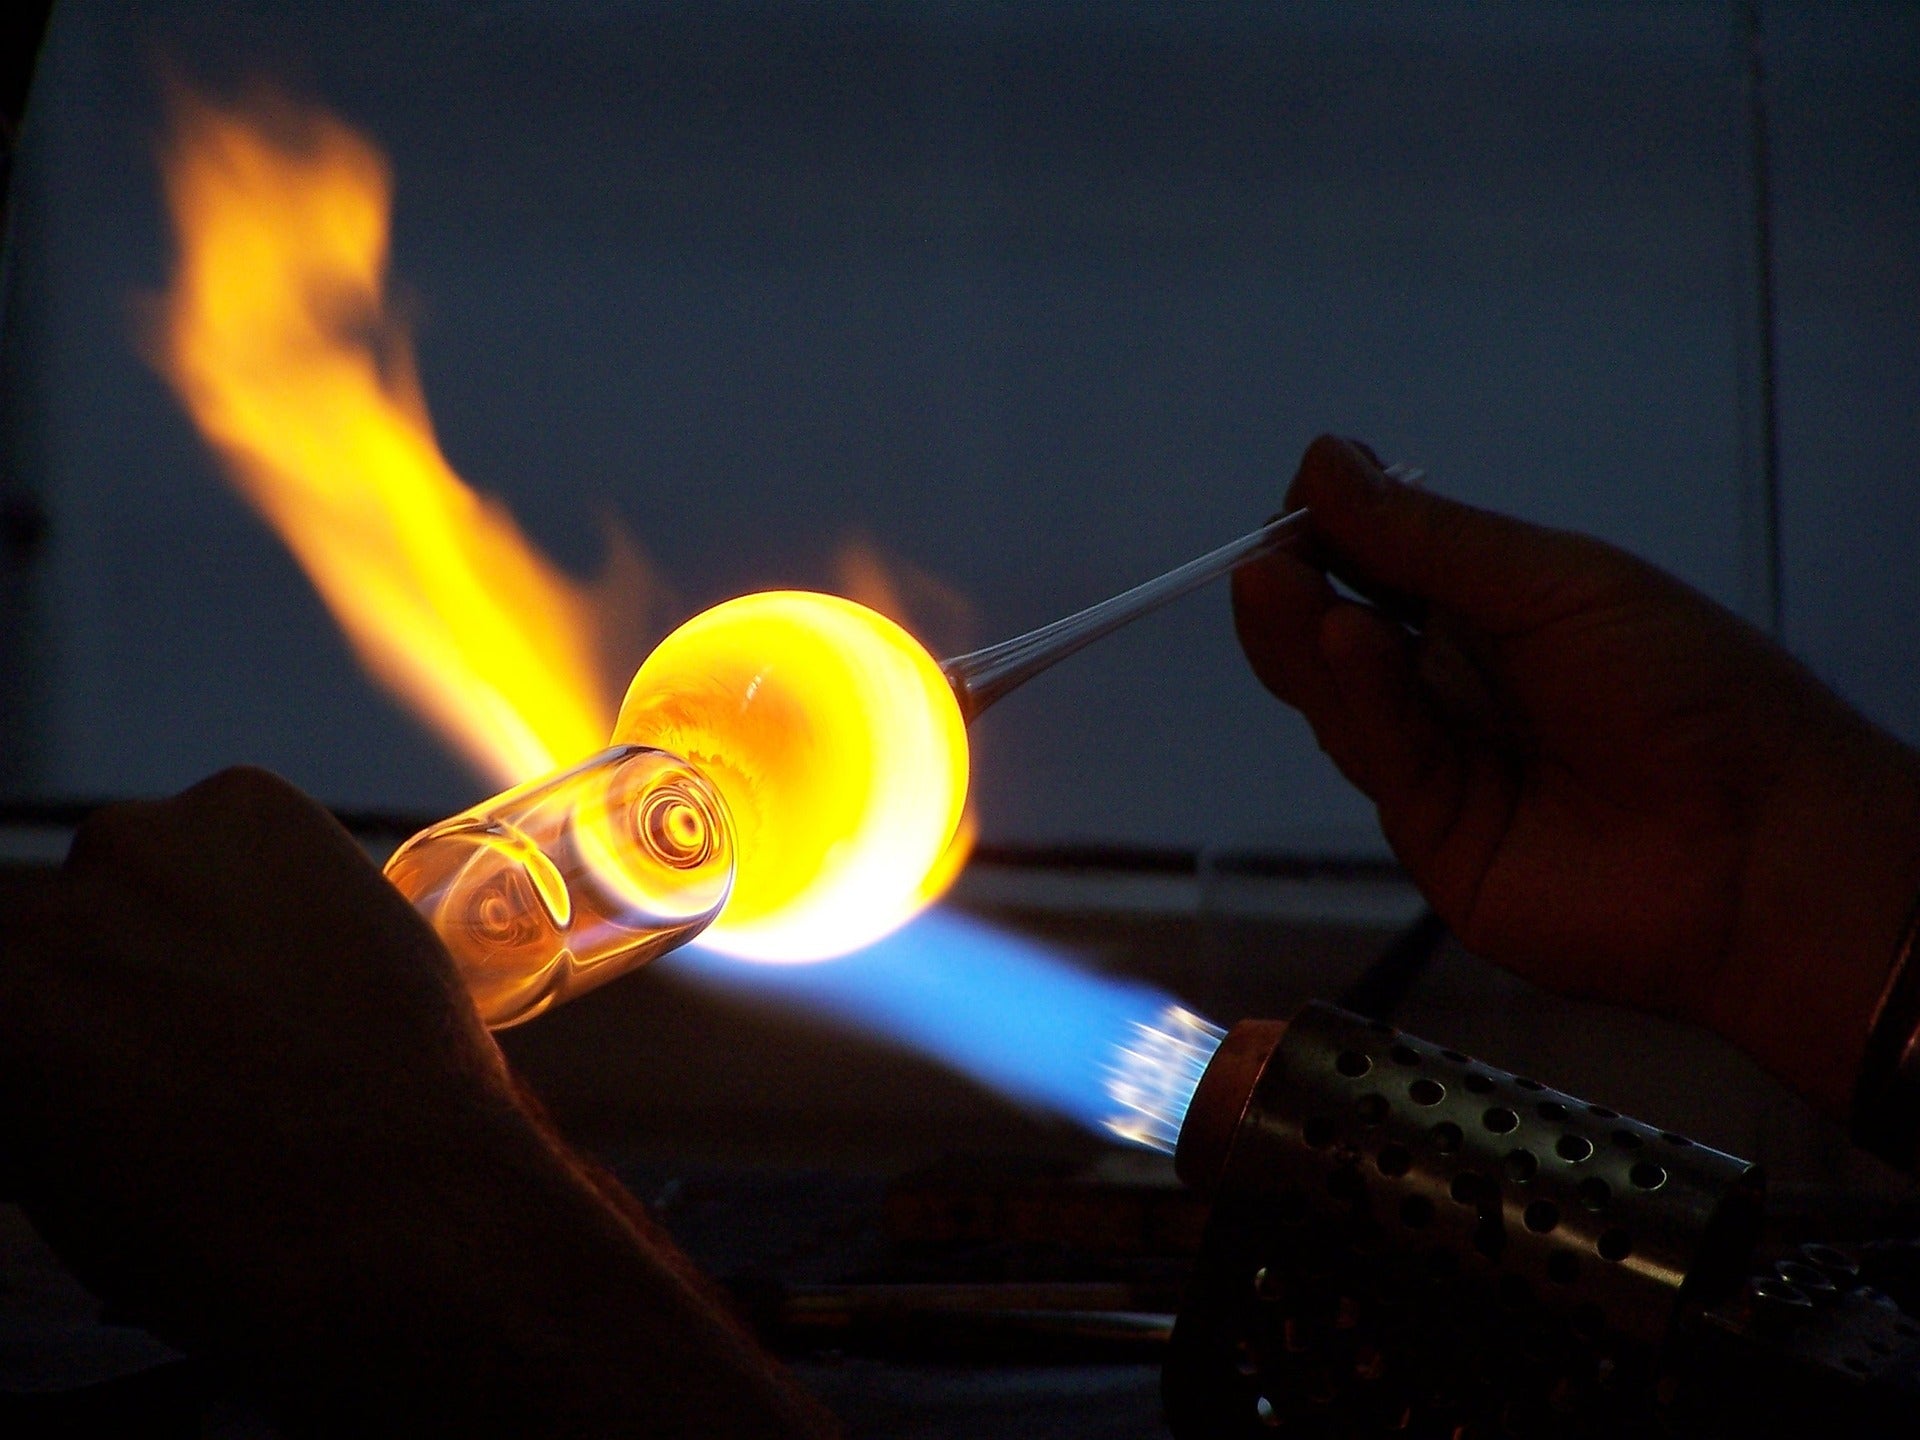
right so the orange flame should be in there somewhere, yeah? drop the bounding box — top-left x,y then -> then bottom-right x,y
149,89 -> 611,786
150,89 -> 973,961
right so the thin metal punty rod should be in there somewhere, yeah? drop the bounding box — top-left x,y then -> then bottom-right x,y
942,464 -> 1421,723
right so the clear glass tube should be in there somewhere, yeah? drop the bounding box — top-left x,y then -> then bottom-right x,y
941,507 -> 1312,720
385,745 -> 734,1028
943,464 -> 1420,721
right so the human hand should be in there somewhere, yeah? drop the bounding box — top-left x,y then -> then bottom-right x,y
0,768 -> 833,1435
1233,437 -> 1920,1116
0,768 -> 520,1324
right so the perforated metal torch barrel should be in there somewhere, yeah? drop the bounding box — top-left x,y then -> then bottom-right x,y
1165,1003 -> 1766,1434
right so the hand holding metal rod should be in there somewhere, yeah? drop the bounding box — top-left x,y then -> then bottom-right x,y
942,465 -> 1422,722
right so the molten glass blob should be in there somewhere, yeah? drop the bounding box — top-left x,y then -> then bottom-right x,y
384,745 -> 734,1027
614,591 -> 970,962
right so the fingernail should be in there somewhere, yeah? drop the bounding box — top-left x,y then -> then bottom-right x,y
1383,463 -> 1426,488
1344,436 -> 1386,468
1338,437 -> 1391,493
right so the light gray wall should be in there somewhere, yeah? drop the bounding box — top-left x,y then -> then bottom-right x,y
2,1 -> 1914,856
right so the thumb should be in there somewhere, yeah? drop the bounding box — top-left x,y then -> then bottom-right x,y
1286,436 -> 1597,638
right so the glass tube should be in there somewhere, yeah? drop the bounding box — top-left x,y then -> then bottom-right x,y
385,745 -> 734,1028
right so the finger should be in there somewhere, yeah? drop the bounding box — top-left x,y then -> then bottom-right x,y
1287,434 -> 1601,638
1231,542 -> 1346,723
166,765 -> 361,862
0,861 -> 57,938
1233,550 -> 1410,790
0,878 -> 60,1049
1317,604 -> 1464,863
63,796 -> 166,882
63,784 -> 262,937
1415,618 -> 1527,752
69,768 -> 370,922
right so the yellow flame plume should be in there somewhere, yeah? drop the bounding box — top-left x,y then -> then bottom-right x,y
149,89 -> 974,962
150,89 -> 610,786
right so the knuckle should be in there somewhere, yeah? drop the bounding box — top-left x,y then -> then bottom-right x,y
178,765 -> 307,826
1302,432 -> 1351,471
186,764 -> 287,803
64,800 -> 158,875
68,769 -> 313,876
1291,434 -> 1363,506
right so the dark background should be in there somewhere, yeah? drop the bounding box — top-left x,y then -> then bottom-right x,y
2,0 -> 1914,858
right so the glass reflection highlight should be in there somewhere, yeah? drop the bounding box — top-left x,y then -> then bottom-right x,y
387,745 -> 734,1027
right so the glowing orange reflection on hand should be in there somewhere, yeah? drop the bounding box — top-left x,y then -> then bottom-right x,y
616,592 -> 970,962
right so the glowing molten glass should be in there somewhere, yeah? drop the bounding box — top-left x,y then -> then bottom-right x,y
615,592 -> 971,962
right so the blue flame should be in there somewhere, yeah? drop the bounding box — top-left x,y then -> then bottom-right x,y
671,907 -> 1220,1148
